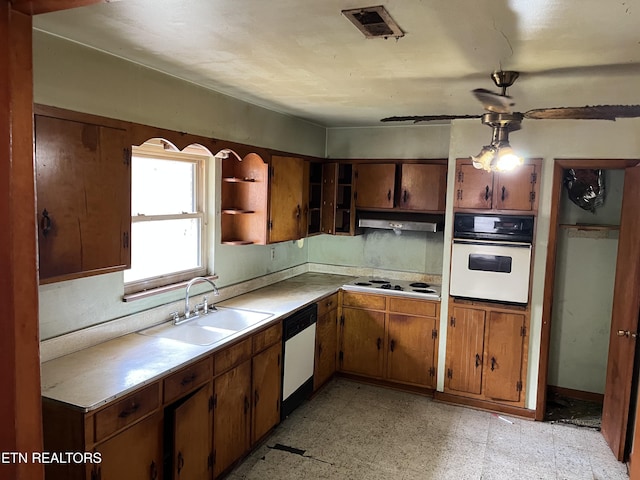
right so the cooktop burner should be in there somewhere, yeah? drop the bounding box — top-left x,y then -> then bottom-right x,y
343,277 -> 441,300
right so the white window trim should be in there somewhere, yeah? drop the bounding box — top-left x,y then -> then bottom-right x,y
124,141 -> 210,296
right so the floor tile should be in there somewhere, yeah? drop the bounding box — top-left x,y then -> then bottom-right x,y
229,379 -> 628,480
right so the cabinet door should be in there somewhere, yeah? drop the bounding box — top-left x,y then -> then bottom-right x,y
494,164 -> 538,211
398,164 -> 447,211
252,343 -> 282,444
387,314 -> 437,387
269,155 -> 305,243
339,307 -> 385,378
320,163 -> 337,234
35,114 -> 130,282
355,163 -> 396,209
213,360 -> 251,477
484,311 -> 525,402
314,308 -> 338,390
173,383 -> 212,480
445,306 -> 486,395
454,162 -> 493,209
94,412 -> 163,480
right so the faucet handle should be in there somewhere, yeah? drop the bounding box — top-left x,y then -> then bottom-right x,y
203,296 -> 208,312
170,311 -> 180,323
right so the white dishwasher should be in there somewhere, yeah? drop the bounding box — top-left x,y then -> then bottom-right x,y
281,303 -> 317,419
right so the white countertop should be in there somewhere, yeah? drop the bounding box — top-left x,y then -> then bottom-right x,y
40,272 -> 354,412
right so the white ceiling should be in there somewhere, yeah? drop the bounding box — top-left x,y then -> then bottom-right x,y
34,0 -> 640,127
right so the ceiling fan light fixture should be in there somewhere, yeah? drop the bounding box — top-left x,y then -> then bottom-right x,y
471,145 -> 497,172
494,145 -> 524,172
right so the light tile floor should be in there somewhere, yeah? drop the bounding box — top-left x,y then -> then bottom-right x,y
228,379 -> 629,480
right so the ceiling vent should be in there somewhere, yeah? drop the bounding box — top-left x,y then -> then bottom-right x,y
342,5 -> 405,39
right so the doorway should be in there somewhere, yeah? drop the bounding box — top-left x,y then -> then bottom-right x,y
537,159 -> 640,461
544,168 -> 623,430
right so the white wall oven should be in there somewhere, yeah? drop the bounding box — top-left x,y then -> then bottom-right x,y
450,213 -> 535,304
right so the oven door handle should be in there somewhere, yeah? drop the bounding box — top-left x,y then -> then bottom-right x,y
453,239 -> 532,248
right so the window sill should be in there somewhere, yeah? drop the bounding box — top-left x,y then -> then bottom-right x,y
123,274 -> 219,302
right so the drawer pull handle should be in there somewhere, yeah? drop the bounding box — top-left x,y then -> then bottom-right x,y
484,185 -> 490,201
180,373 -> 197,386
491,357 -> 497,371
376,337 -> 382,350
390,339 -> 395,352
41,209 -> 52,236
475,354 -> 481,368
118,402 -> 140,418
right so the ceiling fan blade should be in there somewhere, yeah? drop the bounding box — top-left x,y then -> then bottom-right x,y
472,88 -> 514,114
381,114 -> 481,123
524,105 -> 640,120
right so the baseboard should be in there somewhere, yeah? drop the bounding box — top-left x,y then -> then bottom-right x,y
434,391 -> 536,420
547,385 -> 604,404
336,372 -> 435,397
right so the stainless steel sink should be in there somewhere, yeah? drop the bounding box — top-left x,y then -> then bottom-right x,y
139,307 -> 273,346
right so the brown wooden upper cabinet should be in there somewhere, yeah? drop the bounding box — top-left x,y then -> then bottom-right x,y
268,155 -> 308,243
355,162 -> 447,212
220,152 -> 269,245
355,163 -> 396,209
315,162 -> 356,236
34,106 -> 131,284
454,158 -> 541,212
220,154 -> 307,244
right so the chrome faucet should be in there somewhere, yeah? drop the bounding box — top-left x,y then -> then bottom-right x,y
183,277 -> 219,320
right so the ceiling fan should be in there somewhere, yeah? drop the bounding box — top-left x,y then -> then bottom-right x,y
381,71 -> 640,171
381,70 -> 640,124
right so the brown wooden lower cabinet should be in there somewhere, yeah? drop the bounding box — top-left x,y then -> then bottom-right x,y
92,412 -> 163,480
43,322 -> 284,480
252,342 -> 282,443
213,359 -> 252,478
444,300 -> 528,406
212,322 -> 283,477
314,293 -> 339,391
171,383 -> 213,480
338,292 -> 439,389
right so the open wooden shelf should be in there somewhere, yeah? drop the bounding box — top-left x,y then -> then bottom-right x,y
222,209 -> 255,215
559,223 -> 620,231
222,177 -> 256,183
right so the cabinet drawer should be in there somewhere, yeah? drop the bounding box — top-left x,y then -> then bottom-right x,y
163,357 -> 213,405
215,338 -> 252,376
342,291 -> 386,311
253,322 -> 282,354
94,382 -> 159,442
389,297 -> 438,317
317,293 -> 339,317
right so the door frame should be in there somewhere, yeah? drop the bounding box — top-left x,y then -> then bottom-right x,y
536,158 -> 639,422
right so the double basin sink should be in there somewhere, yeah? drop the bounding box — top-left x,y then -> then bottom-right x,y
139,307 -> 274,346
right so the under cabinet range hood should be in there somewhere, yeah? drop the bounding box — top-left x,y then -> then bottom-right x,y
357,211 -> 443,235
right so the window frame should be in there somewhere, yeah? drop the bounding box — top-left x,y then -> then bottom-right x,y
124,140 -> 209,295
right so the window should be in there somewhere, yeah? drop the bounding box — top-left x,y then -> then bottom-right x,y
124,139 -> 210,293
